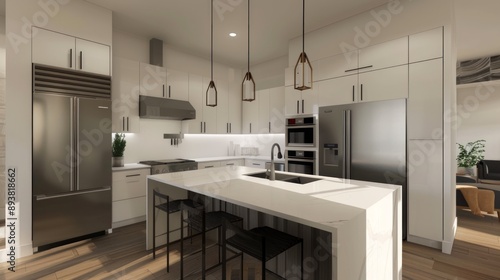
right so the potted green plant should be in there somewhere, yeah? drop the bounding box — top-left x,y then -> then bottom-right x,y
112,133 -> 127,167
456,139 -> 486,176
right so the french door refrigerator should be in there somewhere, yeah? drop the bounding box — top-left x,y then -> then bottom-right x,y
32,64 -> 112,248
318,98 -> 407,238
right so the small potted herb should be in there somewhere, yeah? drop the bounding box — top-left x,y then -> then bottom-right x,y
456,140 -> 486,176
112,133 -> 127,167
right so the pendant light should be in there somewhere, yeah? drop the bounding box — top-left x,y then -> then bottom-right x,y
206,0 -> 217,107
294,0 -> 313,91
242,0 -> 255,101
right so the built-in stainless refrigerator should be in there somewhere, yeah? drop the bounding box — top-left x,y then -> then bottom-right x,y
318,98 -> 407,238
32,64 -> 112,248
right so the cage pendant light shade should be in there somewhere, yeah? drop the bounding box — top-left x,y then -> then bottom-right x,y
206,80 -> 217,107
242,0 -> 255,102
294,0 -> 312,91
294,52 -> 313,90
242,72 -> 255,101
206,0 -> 217,107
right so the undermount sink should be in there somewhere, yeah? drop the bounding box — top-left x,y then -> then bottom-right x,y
245,172 -> 320,185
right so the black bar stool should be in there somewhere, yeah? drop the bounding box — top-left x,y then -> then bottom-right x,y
180,201 -> 243,280
152,189 -> 202,272
222,221 -> 303,280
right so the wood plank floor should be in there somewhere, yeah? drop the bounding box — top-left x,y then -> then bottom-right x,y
0,209 -> 499,280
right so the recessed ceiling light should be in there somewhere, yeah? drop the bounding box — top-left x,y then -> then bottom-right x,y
229,32 -> 237,37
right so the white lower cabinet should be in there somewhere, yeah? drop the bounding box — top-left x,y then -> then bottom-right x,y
198,161 -> 222,169
220,159 -> 245,166
245,159 -> 266,169
112,168 -> 150,228
408,140 -> 443,241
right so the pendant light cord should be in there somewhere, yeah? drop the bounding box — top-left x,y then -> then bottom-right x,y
211,0 -> 214,81
302,0 -> 305,54
247,0 -> 250,73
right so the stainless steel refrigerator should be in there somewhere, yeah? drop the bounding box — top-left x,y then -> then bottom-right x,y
319,98 -> 407,238
32,64 -> 112,248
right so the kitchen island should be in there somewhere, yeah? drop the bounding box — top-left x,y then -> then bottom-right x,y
146,166 -> 401,280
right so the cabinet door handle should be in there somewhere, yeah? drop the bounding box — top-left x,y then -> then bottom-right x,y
252,163 -> 260,166
230,123 -> 232,133
250,123 -> 252,134
302,100 -> 304,113
361,84 -> 363,101
69,49 -> 73,68
126,174 -> 141,177
345,65 -> 373,72
352,85 -> 355,102
201,122 -> 203,133
204,122 -> 206,133
226,163 -> 234,166
122,117 -> 125,131
163,85 -> 165,97
79,51 -> 83,70
169,85 -> 171,98
269,122 -> 271,133
205,165 -> 214,168
227,123 -> 229,133
296,100 -> 299,114
127,117 -> 129,131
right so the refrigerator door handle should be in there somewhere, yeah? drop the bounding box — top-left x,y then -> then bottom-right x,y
343,110 -> 352,179
76,98 -> 80,191
35,187 -> 111,201
70,98 -> 75,191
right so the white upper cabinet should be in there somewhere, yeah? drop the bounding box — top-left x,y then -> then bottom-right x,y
408,59 -> 443,139
166,69 -> 189,101
258,89 -> 271,134
358,64 -> 408,102
315,50 -> 358,81
75,38 -> 110,76
216,79 -> 230,134
318,75 -> 358,107
242,97 -> 259,134
268,87 -> 286,133
409,27 -> 443,63
186,74 -> 204,134
358,36 -> 408,72
32,27 -> 110,75
139,62 -> 167,98
227,77 -> 242,134
285,86 -> 318,116
285,67 -> 294,87
111,57 -> 140,133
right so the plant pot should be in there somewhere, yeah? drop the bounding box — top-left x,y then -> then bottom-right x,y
457,166 -> 475,176
112,156 -> 124,167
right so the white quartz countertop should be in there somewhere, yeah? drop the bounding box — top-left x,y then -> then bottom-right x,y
148,166 -> 399,232
112,163 -> 150,172
190,156 -> 285,163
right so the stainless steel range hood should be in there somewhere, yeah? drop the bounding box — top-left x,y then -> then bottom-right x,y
139,95 -> 196,120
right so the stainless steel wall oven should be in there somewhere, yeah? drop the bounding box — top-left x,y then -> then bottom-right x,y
285,116 -> 316,147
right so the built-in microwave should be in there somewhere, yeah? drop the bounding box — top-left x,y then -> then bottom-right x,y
285,116 -> 316,147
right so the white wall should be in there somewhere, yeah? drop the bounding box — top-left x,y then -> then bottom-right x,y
5,0 -> 112,259
457,85 -> 500,159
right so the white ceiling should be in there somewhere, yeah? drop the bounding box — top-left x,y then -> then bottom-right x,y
85,0 -> 390,67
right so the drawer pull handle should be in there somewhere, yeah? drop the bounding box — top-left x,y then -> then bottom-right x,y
126,174 -> 141,177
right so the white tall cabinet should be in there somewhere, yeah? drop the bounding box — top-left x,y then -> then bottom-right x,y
406,27 -> 445,245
